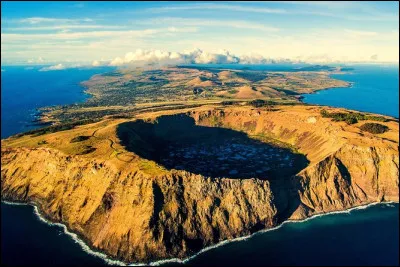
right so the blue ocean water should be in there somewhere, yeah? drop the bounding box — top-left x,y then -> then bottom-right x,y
181,63 -> 399,118
1,203 -> 107,266
1,66 -> 114,138
302,64 -> 399,118
1,64 -> 399,266
1,202 -> 398,266
182,203 -> 399,267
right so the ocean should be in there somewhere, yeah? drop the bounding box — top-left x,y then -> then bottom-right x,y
302,64 -> 399,118
181,203 -> 399,266
1,66 -> 114,139
1,64 -> 399,266
180,63 -> 399,118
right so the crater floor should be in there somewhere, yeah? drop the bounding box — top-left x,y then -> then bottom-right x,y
117,114 -> 309,179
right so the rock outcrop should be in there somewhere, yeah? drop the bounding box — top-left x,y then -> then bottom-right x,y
1,105 -> 399,263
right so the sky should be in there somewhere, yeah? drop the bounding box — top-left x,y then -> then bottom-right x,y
1,1 -> 399,67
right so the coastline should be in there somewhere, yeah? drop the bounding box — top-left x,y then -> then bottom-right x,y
300,67 -> 399,119
34,68 -> 353,126
298,78 -> 353,103
1,65 -> 398,265
33,71 -> 111,126
2,199 -> 398,266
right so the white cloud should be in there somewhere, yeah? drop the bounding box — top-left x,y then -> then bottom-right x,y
92,60 -> 102,67
109,57 -> 125,66
102,44 -> 400,66
105,48 -> 299,66
39,63 -> 66,71
7,25 -> 125,31
109,49 -> 184,66
108,48 -> 242,66
344,29 -> 378,37
141,17 -> 279,32
92,59 -> 110,66
148,3 -> 287,14
190,49 -> 240,64
18,17 -> 93,24
92,60 -> 101,66
370,54 -> 378,61
147,3 -> 398,22
1,27 -> 196,42
239,53 -> 278,64
27,57 -> 45,63
166,26 -> 198,33
2,21 -> 397,64
269,1 -> 353,8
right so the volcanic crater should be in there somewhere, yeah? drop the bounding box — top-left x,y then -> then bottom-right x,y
117,114 -> 309,180
2,105 -> 398,264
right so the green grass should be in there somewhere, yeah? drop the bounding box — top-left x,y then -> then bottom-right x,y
37,140 -> 48,145
15,118 -> 101,137
139,160 -> 167,175
359,123 -> 389,134
320,109 -> 388,125
76,145 -> 96,155
250,133 -> 299,153
228,89 -> 239,94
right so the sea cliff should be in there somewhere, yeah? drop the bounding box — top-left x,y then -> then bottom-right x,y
1,105 -> 398,263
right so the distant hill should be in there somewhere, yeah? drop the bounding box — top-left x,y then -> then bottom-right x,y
294,65 -> 336,72
186,77 -> 216,87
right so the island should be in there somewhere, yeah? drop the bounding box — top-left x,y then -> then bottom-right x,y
1,66 -> 398,264
36,65 -> 350,125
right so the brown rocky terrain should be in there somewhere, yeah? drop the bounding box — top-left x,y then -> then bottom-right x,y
37,66 -> 350,125
186,77 -> 216,87
1,104 -> 399,264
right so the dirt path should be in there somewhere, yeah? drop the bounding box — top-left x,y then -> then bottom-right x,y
90,127 -> 134,163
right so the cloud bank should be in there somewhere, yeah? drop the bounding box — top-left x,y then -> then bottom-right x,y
39,63 -> 66,71
102,49 -> 294,67
27,57 -> 45,64
19,17 -> 93,24
39,49 -> 392,71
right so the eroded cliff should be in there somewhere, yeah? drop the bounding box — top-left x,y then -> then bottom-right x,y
1,105 -> 399,263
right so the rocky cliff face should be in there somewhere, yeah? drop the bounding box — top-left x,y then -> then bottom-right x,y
1,105 -> 399,263
1,147 -> 278,262
190,107 -> 399,217
294,143 -> 399,217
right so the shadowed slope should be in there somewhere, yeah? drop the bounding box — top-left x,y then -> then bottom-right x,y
117,114 -> 309,180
